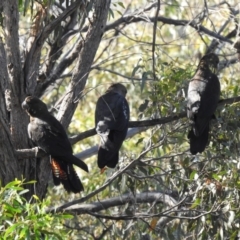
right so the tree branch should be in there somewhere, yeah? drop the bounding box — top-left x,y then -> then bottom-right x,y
57,0 -> 111,129
104,16 -> 234,44
43,11 -> 79,80
72,95 -> 240,140
56,191 -> 178,214
24,0 -> 82,94
78,1 -> 239,53
16,147 -> 46,159
15,95 -> 240,160
74,127 -> 147,160
72,201 -> 220,221
92,67 -> 154,82
35,39 -> 83,97
152,0 -> 160,80
37,2 -> 93,97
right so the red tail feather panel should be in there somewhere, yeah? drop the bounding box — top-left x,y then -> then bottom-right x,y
51,158 -> 68,180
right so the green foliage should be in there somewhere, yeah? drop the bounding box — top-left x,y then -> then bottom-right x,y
0,179 -> 72,240
109,1 -> 125,19
18,0 -> 55,15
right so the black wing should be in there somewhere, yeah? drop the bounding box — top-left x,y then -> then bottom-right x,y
28,115 -> 88,172
95,92 -> 129,132
188,124 -> 209,155
95,91 -> 130,168
28,116 -> 72,156
187,55 -> 220,155
187,72 -> 220,136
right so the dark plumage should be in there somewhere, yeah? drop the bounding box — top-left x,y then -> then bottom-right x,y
95,83 -> 130,170
187,53 -> 220,154
22,96 -> 88,193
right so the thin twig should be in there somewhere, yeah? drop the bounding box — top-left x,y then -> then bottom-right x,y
152,0 -> 160,80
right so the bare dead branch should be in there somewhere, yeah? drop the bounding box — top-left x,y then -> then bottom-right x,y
70,203 -> 219,221
57,191 -> 178,214
16,147 -> 46,159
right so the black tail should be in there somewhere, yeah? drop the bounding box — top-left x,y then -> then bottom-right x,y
98,147 -> 119,169
51,158 -> 84,193
97,130 -> 125,169
188,124 -> 209,155
57,154 -> 88,173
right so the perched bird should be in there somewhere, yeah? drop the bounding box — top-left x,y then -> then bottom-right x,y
187,53 -> 220,155
95,83 -> 130,172
22,96 -> 88,193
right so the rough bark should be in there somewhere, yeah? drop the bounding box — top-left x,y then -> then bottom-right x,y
0,0 -> 24,186
0,12 -> 19,183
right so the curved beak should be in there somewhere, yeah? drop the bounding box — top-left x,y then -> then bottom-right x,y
21,100 -> 29,111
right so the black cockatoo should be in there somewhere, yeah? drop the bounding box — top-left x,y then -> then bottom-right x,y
95,83 -> 130,172
187,53 -> 220,154
22,96 -> 88,193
